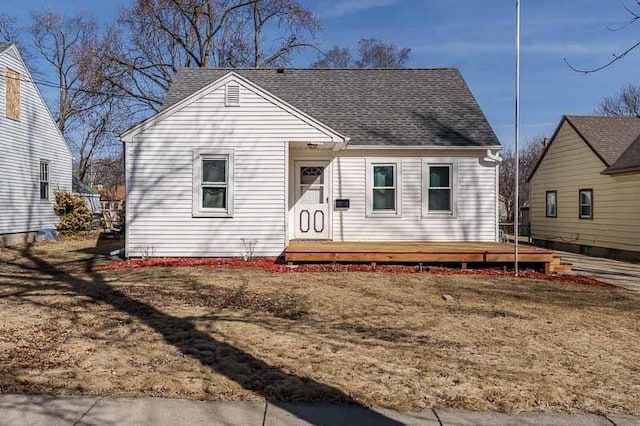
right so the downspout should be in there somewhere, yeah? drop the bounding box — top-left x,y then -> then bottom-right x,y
484,149 -> 503,163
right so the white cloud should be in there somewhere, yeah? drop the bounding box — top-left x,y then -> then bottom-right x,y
318,0 -> 400,18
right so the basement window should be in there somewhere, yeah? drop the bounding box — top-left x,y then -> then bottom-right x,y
192,149 -> 234,217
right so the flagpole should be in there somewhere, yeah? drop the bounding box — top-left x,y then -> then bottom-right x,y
514,0 -> 521,275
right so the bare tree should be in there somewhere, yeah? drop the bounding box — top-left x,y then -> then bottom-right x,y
311,46 -> 351,68
565,2 -> 640,73
499,137 -> 546,222
95,0 -> 319,113
248,0 -> 319,67
0,13 -> 21,44
596,84 -> 640,116
0,13 -> 36,67
311,38 -> 411,68
29,11 -> 104,135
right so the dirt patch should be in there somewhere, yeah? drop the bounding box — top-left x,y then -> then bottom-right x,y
0,238 -> 639,414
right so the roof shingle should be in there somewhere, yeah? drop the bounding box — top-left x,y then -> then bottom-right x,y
162,68 -> 500,147
565,115 -> 640,166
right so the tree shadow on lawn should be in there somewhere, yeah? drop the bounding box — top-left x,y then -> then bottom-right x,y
434,278 -> 640,313
2,245 -> 403,425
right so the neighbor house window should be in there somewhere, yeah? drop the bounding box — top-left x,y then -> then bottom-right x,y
425,164 -> 454,215
366,160 -> 401,216
5,67 -> 20,120
546,191 -> 557,218
579,189 -> 593,219
39,160 -> 49,201
192,149 -> 234,217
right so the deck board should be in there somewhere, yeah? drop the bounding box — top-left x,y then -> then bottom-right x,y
284,241 -> 556,272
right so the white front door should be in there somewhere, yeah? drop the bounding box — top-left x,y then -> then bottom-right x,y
294,161 -> 330,239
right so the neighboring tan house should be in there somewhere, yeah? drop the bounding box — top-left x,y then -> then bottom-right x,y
0,42 -> 72,246
120,68 -> 502,258
528,115 -> 640,260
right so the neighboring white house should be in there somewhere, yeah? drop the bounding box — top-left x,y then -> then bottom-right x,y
121,68 -> 502,258
0,42 -> 72,246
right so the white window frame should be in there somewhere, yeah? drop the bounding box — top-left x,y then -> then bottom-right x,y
39,160 -> 50,201
192,149 -> 234,217
546,190 -> 557,218
365,159 -> 402,217
578,189 -> 593,220
423,161 -> 457,218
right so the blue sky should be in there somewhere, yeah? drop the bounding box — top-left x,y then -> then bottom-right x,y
4,0 -> 640,147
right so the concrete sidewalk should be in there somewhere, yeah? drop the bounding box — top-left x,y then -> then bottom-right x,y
0,395 -> 638,426
555,251 -> 640,292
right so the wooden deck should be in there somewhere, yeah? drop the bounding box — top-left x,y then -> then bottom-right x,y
285,241 -> 562,273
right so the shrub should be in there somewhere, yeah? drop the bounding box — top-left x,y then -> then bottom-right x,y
54,192 -> 93,232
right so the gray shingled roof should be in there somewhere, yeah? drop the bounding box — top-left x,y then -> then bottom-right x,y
0,42 -> 13,55
565,115 -> 640,166
529,115 -> 640,180
72,175 -> 99,195
162,68 -> 500,147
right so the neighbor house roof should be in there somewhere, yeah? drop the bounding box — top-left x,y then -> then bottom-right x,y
72,176 -> 99,196
564,115 -> 640,166
0,42 -> 13,55
529,115 -> 640,180
160,68 -> 501,148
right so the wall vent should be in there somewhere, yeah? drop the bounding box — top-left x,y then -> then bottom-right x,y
225,84 -> 240,106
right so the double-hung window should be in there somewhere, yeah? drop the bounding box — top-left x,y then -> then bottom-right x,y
579,189 -> 593,219
193,149 -> 234,217
546,191 -> 557,218
366,160 -> 400,216
39,160 -> 49,201
424,163 -> 455,216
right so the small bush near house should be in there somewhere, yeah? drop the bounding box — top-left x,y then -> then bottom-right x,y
54,192 -> 93,233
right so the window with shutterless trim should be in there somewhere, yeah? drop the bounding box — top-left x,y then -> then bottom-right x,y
579,189 -> 593,219
365,159 -> 401,216
423,161 -> 457,217
546,191 -> 557,218
192,149 -> 234,217
39,160 -> 49,201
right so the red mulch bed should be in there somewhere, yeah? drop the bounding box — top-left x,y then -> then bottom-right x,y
96,257 -> 611,287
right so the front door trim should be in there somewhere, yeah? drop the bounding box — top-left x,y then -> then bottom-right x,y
292,160 -> 332,240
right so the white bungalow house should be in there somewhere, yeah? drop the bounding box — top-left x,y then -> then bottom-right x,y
120,68 -> 502,258
0,42 -> 72,246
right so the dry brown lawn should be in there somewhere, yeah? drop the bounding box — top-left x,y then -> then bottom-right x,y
0,237 -> 639,414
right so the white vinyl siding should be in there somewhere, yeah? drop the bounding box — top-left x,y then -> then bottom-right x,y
289,149 -> 498,242
0,46 -> 72,236
126,79 -> 333,257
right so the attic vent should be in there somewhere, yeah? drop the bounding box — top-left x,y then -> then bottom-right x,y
225,84 -> 240,106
